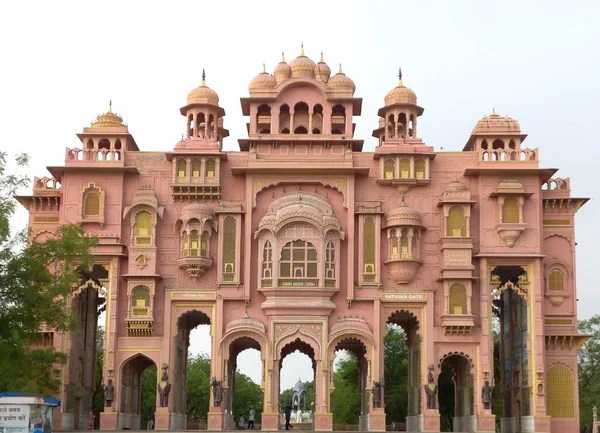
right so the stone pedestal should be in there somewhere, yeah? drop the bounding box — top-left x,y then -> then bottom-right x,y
453,415 -> 476,432
60,413 -> 75,430
500,416 -> 516,433
99,411 -> 117,430
117,413 -> 132,430
368,411 -> 386,431
314,412 -> 333,431
406,414 -> 423,432
423,412 -> 440,432
260,412 -> 279,431
170,413 -> 186,430
359,414 -> 369,431
534,415 -> 551,433
476,414 -> 496,432
207,410 -> 224,430
154,407 -> 171,430
520,415 -> 535,433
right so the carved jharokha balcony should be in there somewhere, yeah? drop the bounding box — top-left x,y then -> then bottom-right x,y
384,257 -> 422,284
126,307 -> 154,336
177,251 -> 214,277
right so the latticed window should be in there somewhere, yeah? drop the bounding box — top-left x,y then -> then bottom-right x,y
131,286 -> 150,316
176,159 -> 187,177
190,230 -> 199,256
200,231 -> 209,256
383,159 -> 395,179
449,283 -> 467,314
222,216 -> 236,279
205,159 -> 216,177
447,206 -> 467,237
390,229 -> 398,259
400,229 -> 409,258
400,158 -> 410,179
325,241 -> 336,279
84,191 -> 100,216
547,365 -> 574,418
135,212 -> 152,245
182,232 -> 190,256
502,196 -> 520,223
549,269 -> 565,291
191,159 -> 201,178
363,217 -> 376,274
415,159 -> 425,180
262,241 -> 273,278
279,240 -> 318,280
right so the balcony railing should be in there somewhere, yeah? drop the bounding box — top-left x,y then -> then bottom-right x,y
65,147 -> 124,164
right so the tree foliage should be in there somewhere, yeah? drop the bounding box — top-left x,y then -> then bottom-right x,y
140,365 -> 157,428
331,352 -> 361,424
383,325 -> 409,423
187,353 -> 212,421
232,372 -> 263,422
280,381 -> 314,413
578,315 -> 600,428
92,326 -> 105,429
0,151 -> 97,394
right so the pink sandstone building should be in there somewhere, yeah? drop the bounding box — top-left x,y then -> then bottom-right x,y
19,48 -> 588,433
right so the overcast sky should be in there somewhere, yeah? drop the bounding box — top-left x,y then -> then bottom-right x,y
2,1 -> 599,391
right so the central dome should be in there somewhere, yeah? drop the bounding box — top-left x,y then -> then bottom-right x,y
289,44 -> 316,78
385,69 -> 417,106
187,69 -> 219,105
472,111 -> 521,135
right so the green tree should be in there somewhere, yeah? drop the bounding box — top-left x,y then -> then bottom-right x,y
140,365 -> 157,428
232,372 -> 263,423
279,381 -> 314,413
331,353 -> 361,424
92,326 -> 105,428
383,325 -> 409,424
186,353 -> 211,421
578,315 -> 600,428
0,151 -> 97,394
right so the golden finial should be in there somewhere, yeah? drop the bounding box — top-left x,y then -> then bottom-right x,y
201,68 -> 206,86
397,67 -> 404,87
108,100 -> 113,114
281,51 -> 286,62
338,63 -> 343,74
262,63 -> 267,73
491,107 -> 498,117
300,42 -> 305,56
320,51 -> 324,63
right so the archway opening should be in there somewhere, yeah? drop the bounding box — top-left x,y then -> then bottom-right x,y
331,338 -> 368,430
279,338 -> 316,430
179,310 -> 212,430
438,355 -> 474,432
69,265 -> 107,430
120,354 -> 157,430
384,311 -> 420,431
227,336 -> 264,430
491,265 -> 529,431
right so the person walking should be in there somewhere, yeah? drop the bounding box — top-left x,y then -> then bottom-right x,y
147,407 -> 155,430
248,408 -> 255,430
284,406 -> 292,431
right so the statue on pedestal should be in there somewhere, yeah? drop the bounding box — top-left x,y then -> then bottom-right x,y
104,378 -> 114,408
210,377 -> 223,407
424,365 -> 438,410
157,364 -> 171,408
481,380 -> 492,409
372,380 -> 383,408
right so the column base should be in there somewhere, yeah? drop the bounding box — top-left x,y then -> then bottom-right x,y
99,411 -> 118,430
60,413 -> 75,430
452,415 -> 476,432
406,414 -> 423,432
170,412 -> 187,430
117,413 -> 133,430
314,412 -> 333,431
208,410 -> 225,430
476,414 -> 496,433
260,412 -> 279,431
500,417 -> 516,433
154,407 -> 171,430
423,412 -> 440,432
367,411 -> 386,431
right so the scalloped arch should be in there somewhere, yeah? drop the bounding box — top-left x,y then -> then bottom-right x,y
437,351 -> 474,370
253,179 -> 347,208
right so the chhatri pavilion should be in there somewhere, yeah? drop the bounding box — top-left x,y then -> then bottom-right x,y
19,47 -> 588,433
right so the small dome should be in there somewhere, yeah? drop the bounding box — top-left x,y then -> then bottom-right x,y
91,102 -> 126,128
385,204 -> 422,227
472,111 -> 521,135
385,68 -> 417,106
187,69 -> 219,105
315,53 -> 331,83
328,65 -> 356,92
249,66 -> 276,91
274,53 -> 292,83
293,379 -> 305,392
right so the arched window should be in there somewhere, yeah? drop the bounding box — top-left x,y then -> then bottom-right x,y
313,104 -> 323,133
182,231 -> 190,256
481,140 -> 489,150
331,105 -> 346,134
294,126 -> 308,134
400,158 -> 410,179
502,196 -> 520,223
547,365 -> 574,418
549,269 -> 565,291
279,104 -> 290,133
200,231 -> 209,256
279,240 -> 318,285
449,283 -> 467,315
135,212 -> 152,245
177,159 -> 186,178
363,217 -> 376,274
492,139 -> 504,150
205,159 -> 216,178
325,241 -> 336,280
262,241 -> 273,279
400,229 -> 409,258
222,216 -> 237,278
390,229 -> 398,259
131,286 -> 150,316
191,159 -> 201,178
190,230 -> 199,256
415,159 -> 425,179
383,158 -> 395,179
447,206 -> 467,237
84,191 -> 100,216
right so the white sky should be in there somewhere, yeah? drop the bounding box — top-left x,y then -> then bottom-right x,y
2,0 -> 599,392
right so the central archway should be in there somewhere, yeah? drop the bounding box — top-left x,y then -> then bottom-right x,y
437,353 -> 474,432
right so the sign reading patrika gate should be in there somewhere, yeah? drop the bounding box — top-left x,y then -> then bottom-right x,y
380,292 -> 428,302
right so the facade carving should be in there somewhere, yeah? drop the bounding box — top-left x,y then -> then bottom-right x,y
17,49 -> 589,433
